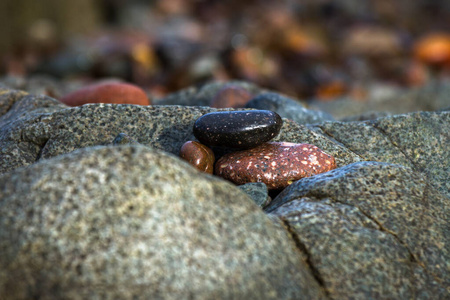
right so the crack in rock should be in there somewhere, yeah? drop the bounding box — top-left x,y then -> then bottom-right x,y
279,217 -> 331,299
314,124 -> 367,161
369,122 -> 419,172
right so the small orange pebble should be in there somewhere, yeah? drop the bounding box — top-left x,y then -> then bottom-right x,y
180,141 -> 215,174
59,82 -> 151,106
414,33 -> 450,68
316,80 -> 347,101
210,85 -> 253,108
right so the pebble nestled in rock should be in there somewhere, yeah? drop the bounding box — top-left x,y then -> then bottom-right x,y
59,82 -> 150,106
180,141 -> 215,174
193,110 -> 283,149
215,142 -> 337,189
210,84 -> 254,108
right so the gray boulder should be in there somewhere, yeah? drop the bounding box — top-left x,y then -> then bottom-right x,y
267,162 -> 449,299
245,92 -> 334,124
154,80 -> 263,106
0,145 -> 324,299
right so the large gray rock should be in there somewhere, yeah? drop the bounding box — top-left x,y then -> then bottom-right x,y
0,145 -> 324,299
317,111 -> 450,197
310,82 -> 450,120
267,162 -> 449,299
1,88 -> 448,198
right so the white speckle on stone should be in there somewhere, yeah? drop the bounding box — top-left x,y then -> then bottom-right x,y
264,156 -> 270,159
271,161 -> 276,167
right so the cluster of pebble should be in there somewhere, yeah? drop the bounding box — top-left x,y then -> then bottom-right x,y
58,81 -> 337,191
180,110 -> 336,190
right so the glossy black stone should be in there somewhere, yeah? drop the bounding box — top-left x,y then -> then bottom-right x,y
193,110 -> 283,149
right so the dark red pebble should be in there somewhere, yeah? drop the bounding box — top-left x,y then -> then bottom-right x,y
59,82 -> 150,106
180,141 -> 215,174
215,142 -> 337,189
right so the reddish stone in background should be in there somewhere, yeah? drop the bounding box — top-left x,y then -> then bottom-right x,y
414,33 -> 450,69
215,142 -> 336,189
59,82 -> 151,106
210,85 -> 254,108
180,141 -> 215,174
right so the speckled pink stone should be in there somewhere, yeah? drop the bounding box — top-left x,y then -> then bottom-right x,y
215,142 -> 336,189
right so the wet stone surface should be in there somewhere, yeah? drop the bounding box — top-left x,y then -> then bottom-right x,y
193,110 -> 283,149
179,141 -> 215,174
215,142 -> 337,190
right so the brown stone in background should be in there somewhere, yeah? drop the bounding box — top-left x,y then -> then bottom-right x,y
210,84 -> 253,108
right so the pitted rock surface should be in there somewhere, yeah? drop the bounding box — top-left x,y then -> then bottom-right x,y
267,162 -> 449,299
216,142 -> 336,189
0,145 -> 325,299
246,92 -> 334,124
193,110 -> 283,149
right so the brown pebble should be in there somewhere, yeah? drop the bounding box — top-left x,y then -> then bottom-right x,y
180,141 -> 215,174
59,82 -> 150,106
210,85 -> 253,108
215,142 -> 336,189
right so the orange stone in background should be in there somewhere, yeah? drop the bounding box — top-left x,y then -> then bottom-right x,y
210,85 -> 254,108
59,82 -> 151,106
414,33 -> 450,68
315,80 -> 347,101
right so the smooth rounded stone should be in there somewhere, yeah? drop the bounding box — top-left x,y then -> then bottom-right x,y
210,84 -> 254,108
215,142 -> 337,190
179,141 -> 215,174
266,162 -> 449,298
59,82 -> 150,106
238,182 -> 271,208
112,132 -> 139,145
0,145 -> 325,299
154,80 -> 262,106
193,110 -> 283,149
245,92 -> 334,124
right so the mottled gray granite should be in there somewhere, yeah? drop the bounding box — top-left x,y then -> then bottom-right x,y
267,162 -> 449,299
0,145 -> 324,299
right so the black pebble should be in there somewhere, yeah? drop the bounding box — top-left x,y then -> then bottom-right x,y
193,110 -> 283,149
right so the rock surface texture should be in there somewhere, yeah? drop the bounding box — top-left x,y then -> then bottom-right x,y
266,162 -> 449,299
0,145 -> 324,299
0,81 -> 448,299
193,110 -> 283,148
215,142 -> 336,189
